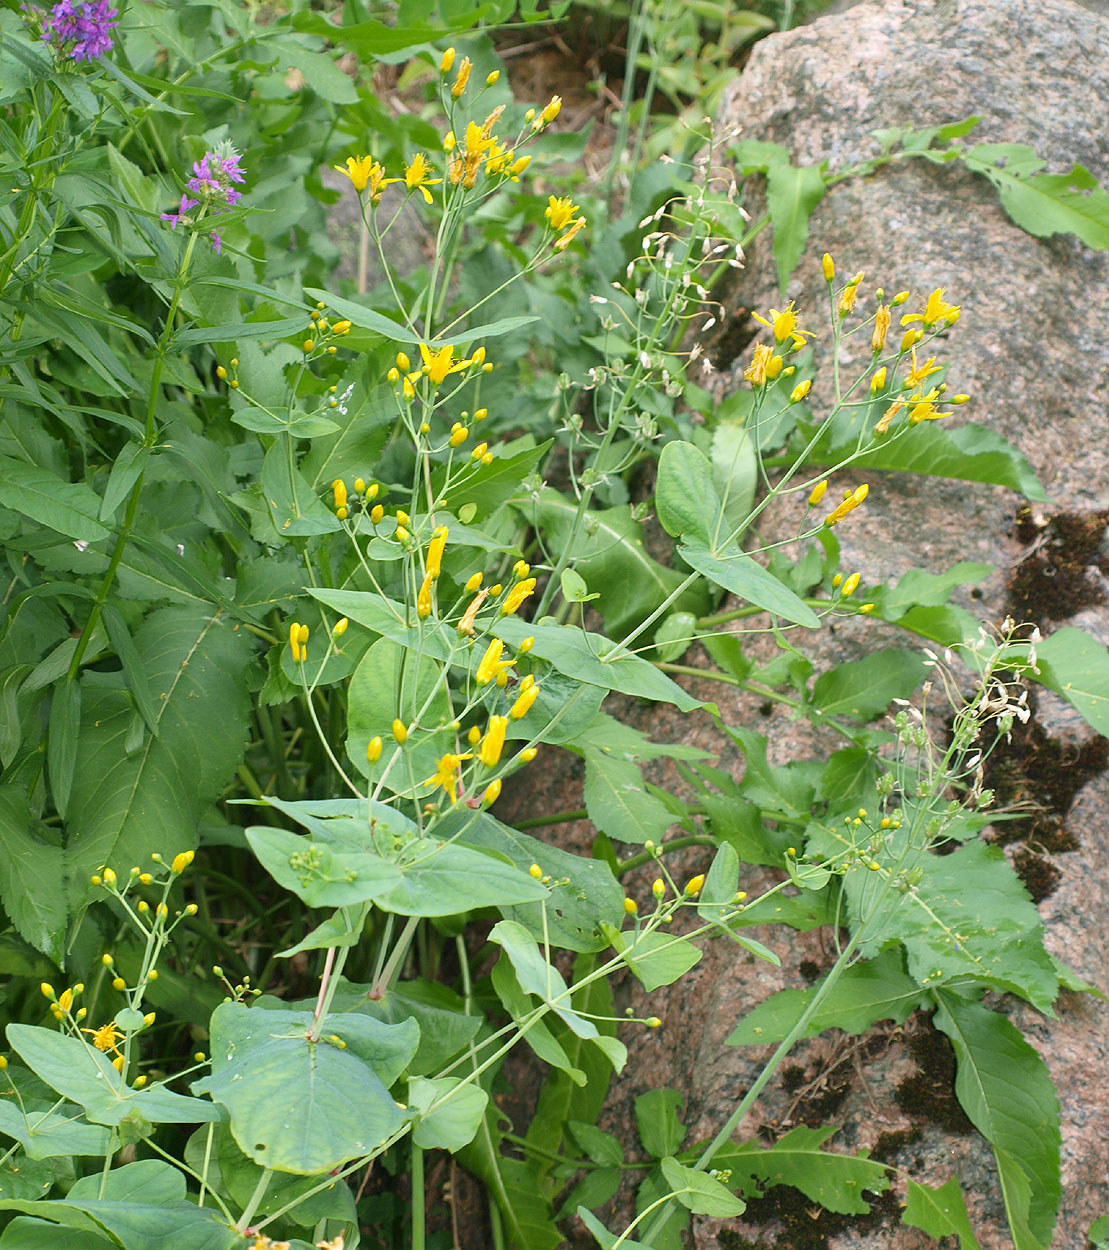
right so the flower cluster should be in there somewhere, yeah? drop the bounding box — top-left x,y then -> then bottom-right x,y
39,0 -> 118,62
161,143 -> 246,253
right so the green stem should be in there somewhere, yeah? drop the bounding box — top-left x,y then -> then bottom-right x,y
235,1167 -> 273,1233
411,1142 -> 425,1250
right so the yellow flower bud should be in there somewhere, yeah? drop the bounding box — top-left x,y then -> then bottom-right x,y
396,352 -> 410,372
518,636 -> 534,653
371,504 -> 384,524
134,1075 -> 147,1088
102,868 -> 116,886
646,1016 -> 662,1029
473,406 -> 487,420
367,736 -> 383,763
765,354 -> 784,380
859,603 -> 875,614
354,478 -> 366,493
951,394 -> 970,404
332,320 -> 351,335
216,365 -> 227,380
395,525 -> 409,541
449,425 -> 469,447
808,480 -> 828,507
396,509 -> 410,525
137,900 -> 149,913
451,56 -> 472,98
387,367 -> 400,383
143,1012 -> 156,1027
652,878 -> 665,899
684,874 -> 705,896
303,339 -> 315,353
519,747 -> 538,763
102,953 -> 113,966
332,617 -> 349,636
441,46 -> 455,73
467,725 -> 482,746
417,572 -> 433,619
483,779 -> 502,804
112,977 -> 126,991
899,327 -> 922,352
529,863 -> 542,879
870,367 -> 887,393
479,715 -> 508,768
392,719 -> 408,744
465,572 -> 483,593
426,526 -> 448,579
510,681 -> 539,719
891,290 -> 910,306
624,897 -> 638,916
112,1056 -> 124,1072
841,572 -> 860,598
471,442 -> 488,460
171,850 -> 194,875
298,624 -> 309,645
485,70 -> 500,86
790,379 -> 811,403
822,253 -> 835,282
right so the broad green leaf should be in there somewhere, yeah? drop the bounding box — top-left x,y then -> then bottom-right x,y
259,442 -> 341,537
567,1121 -> 625,1168
47,678 -> 81,818
934,994 -> 1060,1250
345,635 -> 454,793
278,42 -> 359,103
654,441 -> 719,543
715,1125 -> 889,1214
765,162 -> 826,293
408,1077 -> 488,1152
307,589 -> 454,661
529,492 -> 708,635
354,979 -> 482,1076
696,842 -> 739,923
0,1101 -> 111,1160
0,1216 -> 114,1248
492,957 -> 586,1084
438,808 -> 624,952
489,921 -> 599,1039
98,443 -> 149,522
847,841 -> 1058,1013
870,562 -> 993,619
0,789 -> 66,965
728,949 -> 927,1045
554,1168 -> 621,1222
808,415 -> 1048,501
660,1156 -> 745,1217
1031,626 -> 1109,736
0,455 -> 110,542
601,924 -> 701,992
436,440 -> 551,521
576,1207 -> 651,1250
903,1177 -> 981,1250
710,421 -> 757,543
373,840 -> 549,917
5,1026 -> 222,1127
679,540 -> 820,627
962,146 -> 1109,249
584,749 -> 673,844
812,649 -> 929,720
65,608 -> 253,909
635,1089 -> 686,1159
820,747 -> 881,805
194,1002 -> 417,1174
0,1157 -> 53,1201
304,287 -> 538,346
491,617 -> 708,713
245,824 -> 403,908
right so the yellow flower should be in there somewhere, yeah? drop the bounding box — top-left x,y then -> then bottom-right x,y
403,152 -> 441,204
479,715 -> 507,767
554,217 -> 586,251
367,737 -> 382,763
825,483 -> 869,526
841,572 -> 860,597
510,675 -> 539,719
417,342 -> 472,386
423,752 -> 471,801
870,367 -> 887,393
752,302 -> 813,347
871,304 -> 891,353
83,1022 -> 124,1056
903,348 -> 942,389
822,253 -> 835,282
451,56 -> 472,98
501,577 -> 536,616
535,95 -> 562,127
901,287 -> 961,328
417,572 -> 433,619
457,588 -> 489,635
790,379 -> 811,403
808,479 -> 828,506
334,155 -> 379,194
545,195 -> 579,233
908,392 -> 953,424
440,47 -> 455,74
426,527 -> 448,579
475,638 -> 514,685
483,779 -> 502,805
839,279 -> 862,315
744,343 -> 774,387
684,874 -> 705,896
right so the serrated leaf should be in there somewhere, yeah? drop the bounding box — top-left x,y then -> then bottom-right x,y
716,1125 -> 889,1214
765,162 -> 826,293
933,994 -> 1060,1250
64,608 -> 252,909
728,949 -> 926,1045
903,1177 -> 981,1249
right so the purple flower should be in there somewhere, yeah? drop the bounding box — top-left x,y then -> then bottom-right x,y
41,0 -> 119,62
160,193 -> 199,231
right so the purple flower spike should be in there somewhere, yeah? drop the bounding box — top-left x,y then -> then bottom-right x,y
42,0 -> 119,62
160,193 -> 199,230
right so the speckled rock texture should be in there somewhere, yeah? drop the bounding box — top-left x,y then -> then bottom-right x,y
497,1 -> 1109,1247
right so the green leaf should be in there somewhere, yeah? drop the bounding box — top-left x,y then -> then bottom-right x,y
710,421 -> 757,542
245,824 -> 403,908
278,42 -> 359,103
962,146 -> 1109,249
812,649 -> 929,720
374,841 -> 549,917
308,589 -> 454,661
0,1158 -> 53,1202
346,635 -> 454,793
491,617 -> 708,713
601,924 -> 701,992
715,1125 -> 889,1214
577,1207 -> 651,1250
47,678 -> 81,819
65,608 -> 253,909
654,441 -> 718,543
408,1077 -> 488,1152
99,443 -> 149,521
259,442 -> 341,537
5,1026 -> 222,1127
302,287 -> 538,346
635,1089 -> 686,1158
567,1121 -> 625,1168
903,1177 -> 981,1249
809,415 -> 1048,501
193,1002 -> 417,1174
438,808 -> 624,952
660,1157 -> 745,1217
492,957 -> 586,1084
0,1216 -> 114,1248
1031,626 -> 1109,736
727,950 -> 927,1045
437,439 -> 551,521
584,749 -> 673,844
489,921 -> 599,1039
847,841 -> 1059,1013
0,789 -> 66,964
679,540 -> 820,627
0,455 -> 110,542
933,994 -> 1060,1249
765,162 -> 826,293
0,1101 -> 111,1160
354,979 -> 482,1076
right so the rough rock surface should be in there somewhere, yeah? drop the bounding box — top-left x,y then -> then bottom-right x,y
498,1 -> 1109,1248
